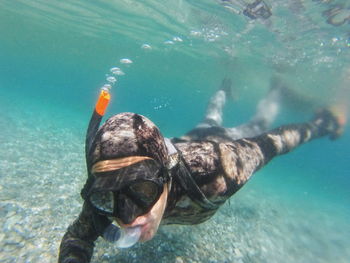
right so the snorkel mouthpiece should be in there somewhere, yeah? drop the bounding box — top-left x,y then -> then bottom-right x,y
103,222 -> 141,248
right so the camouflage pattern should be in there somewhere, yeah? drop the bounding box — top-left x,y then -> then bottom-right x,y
59,108 -> 340,263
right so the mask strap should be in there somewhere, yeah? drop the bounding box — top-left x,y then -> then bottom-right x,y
92,156 -> 153,174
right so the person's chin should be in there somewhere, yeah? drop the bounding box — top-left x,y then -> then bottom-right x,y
139,223 -> 156,242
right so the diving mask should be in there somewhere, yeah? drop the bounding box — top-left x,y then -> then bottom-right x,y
87,157 -> 168,224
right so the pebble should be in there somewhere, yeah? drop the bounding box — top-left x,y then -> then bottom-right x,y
0,233 -> 5,243
4,214 -> 22,231
234,248 -> 243,258
7,210 -> 16,218
175,256 -> 184,263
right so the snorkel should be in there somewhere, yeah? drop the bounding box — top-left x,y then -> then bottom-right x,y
103,222 -> 141,248
85,86 -> 110,160
85,85 -> 141,248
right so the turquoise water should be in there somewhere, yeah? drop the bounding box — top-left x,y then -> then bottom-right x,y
1,1 -> 349,262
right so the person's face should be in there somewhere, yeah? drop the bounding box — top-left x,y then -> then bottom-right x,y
116,183 -> 168,241
89,157 -> 168,241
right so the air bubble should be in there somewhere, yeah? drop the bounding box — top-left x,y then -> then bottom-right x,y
101,84 -> 112,91
110,67 -> 125,76
106,76 -> 117,84
120,58 -> 133,64
173,36 -> 183,42
190,30 -> 202,37
141,44 -> 152,50
110,67 -> 120,73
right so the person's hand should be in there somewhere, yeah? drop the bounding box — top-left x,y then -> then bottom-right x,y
312,105 -> 347,140
328,104 -> 347,140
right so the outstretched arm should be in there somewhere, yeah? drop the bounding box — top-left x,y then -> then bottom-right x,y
250,108 -> 344,164
58,202 -> 101,263
219,108 -> 345,197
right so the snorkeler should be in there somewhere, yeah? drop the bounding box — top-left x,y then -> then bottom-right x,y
58,77 -> 346,263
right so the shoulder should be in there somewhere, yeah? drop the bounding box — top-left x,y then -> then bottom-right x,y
173,141 -> 220,175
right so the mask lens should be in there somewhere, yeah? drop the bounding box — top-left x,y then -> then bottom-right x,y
115,193 -> 144,224
128,181 -> 160,206
89,191 -> 114,214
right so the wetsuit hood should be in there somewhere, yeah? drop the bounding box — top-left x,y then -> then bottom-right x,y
82,113 -> 170,223
88,112 -> 169,168
81,112 -> 170,202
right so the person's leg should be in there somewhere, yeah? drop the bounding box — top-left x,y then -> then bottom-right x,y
181,76 -> 282,142
196,78 -> 232,128
174,78 -> 233,142
226,76 -> 283,140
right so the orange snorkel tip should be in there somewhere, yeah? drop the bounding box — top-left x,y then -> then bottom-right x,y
85,85 -> 113,159
95,88 -> 111,116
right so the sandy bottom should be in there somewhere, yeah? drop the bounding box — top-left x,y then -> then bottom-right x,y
0,101 -> 349,263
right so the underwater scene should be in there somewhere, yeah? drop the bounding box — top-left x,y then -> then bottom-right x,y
0,0 -> 349,262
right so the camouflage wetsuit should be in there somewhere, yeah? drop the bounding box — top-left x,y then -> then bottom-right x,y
58,81 -> 341,263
